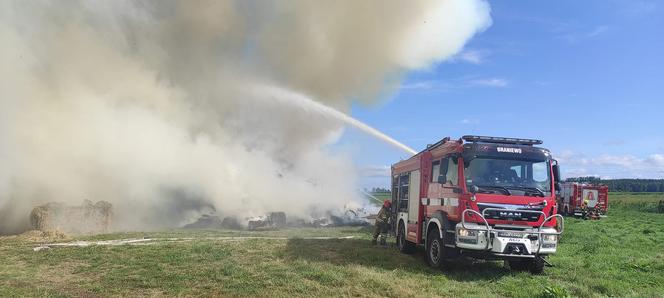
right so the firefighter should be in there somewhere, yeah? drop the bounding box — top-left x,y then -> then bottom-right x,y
580,197 -> 589,219
372,200 -> 392,245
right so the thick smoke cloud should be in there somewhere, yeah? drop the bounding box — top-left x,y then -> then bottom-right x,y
0,0 -> 491,233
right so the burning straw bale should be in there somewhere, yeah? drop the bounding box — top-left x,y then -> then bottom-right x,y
182,214 -> 223,229
30,200 -> 113,234
247,212 -> 287,231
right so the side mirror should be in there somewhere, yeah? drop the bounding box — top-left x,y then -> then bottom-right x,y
469,185 -> 479,194
552,160 -> 561,191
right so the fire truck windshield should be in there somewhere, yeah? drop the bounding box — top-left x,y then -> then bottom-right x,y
464,158 -> 551,197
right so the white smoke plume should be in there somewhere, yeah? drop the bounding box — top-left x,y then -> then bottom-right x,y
0,0 -> 491,233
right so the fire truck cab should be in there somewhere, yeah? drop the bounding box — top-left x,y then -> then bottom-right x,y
390,135 -> 563,273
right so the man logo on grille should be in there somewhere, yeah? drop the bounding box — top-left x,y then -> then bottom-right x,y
499,211 -> 522,218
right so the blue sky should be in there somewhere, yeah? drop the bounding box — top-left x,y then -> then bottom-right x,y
340,0 -> 664,188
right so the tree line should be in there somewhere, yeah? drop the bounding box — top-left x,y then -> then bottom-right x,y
366,187 -> 391,193
565,177 -> 664,192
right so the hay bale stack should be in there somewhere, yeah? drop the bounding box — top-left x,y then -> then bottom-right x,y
29,200 -> 113,234
269,212 -> 287,228
30,202 -> 63,231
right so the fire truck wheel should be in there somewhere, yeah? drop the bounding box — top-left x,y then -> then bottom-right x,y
508,257 -> 545,273
397,223 -> 415,254
426,229 -> 446,269
506,259 -> 527,271
525,257 -> 545,274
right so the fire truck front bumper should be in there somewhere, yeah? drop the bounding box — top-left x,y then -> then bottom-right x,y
455,209 -> 564,257
455,223 -> 559,256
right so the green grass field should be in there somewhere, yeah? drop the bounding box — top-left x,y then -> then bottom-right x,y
2,193 -> 664,297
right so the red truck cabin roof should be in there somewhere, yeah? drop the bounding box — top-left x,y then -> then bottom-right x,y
392,136 -> 551,174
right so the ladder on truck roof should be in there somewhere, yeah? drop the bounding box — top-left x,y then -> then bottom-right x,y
413,135 -> 543,157
462,135 -> 543,146
416,137 -> 452,155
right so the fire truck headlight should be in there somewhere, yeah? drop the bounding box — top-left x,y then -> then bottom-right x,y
457,228 -> 477,238
542,234 -> 558,242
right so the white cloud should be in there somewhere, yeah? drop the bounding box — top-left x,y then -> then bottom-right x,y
625,1 -> 657,16
582,154 -> 640,168
554,149 -> 579,164
467,78 -> 509,87
646,154 -> 664,166
400,81 -> 435,90
359,165 -> 391,178
556,150 -> 664,179
603,139 -> 626,146
399,76 -> 509,92
587,25 -> 609,37
460,118 -> 479,125
556,25 -> 609,44
534,81 -> 552,86
456,49 -> 487,64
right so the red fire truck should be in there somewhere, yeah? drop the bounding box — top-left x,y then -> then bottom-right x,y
390,136 -> 563,273
558,183 -> 609,217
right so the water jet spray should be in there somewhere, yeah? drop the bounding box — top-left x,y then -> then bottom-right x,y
252,84 -> 417,155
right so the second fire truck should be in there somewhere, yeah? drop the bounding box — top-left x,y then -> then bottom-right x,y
558,182 -> 609,218
390,135 -> 563,273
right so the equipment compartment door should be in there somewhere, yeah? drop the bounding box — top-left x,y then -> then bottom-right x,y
583,189 -> 599,208
407,170 -> 421,241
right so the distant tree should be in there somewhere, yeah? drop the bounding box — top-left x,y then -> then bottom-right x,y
367,187 -> 388,193
371,187 -> 390,193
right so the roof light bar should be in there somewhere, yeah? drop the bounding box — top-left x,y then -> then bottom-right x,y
462,135 -> 543,146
